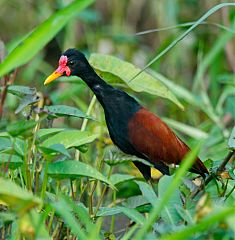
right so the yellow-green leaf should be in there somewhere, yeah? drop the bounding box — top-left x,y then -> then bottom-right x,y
89,53 -> 184,110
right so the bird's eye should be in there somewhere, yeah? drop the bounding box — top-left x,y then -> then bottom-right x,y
68,60 -> 75,66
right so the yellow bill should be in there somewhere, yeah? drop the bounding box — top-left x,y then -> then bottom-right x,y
44,71 -> 63,85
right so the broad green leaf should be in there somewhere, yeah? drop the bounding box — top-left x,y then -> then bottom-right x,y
5,85 -> 36,97
42,130 -> 98,149
123,195 -> 149,209
89,53 -> 183,109
0,154 -> 23,169
44,105 -> 92,119
48,160 -> 115,189
39,144 -> 71,158
157,176 -> 182,224
0,0 -> 94,77
14,138 -> 27,157
96,207 -> 122,217
110,174 -> 135,185
7,120 -> 37,137
0,138 -> 11,151
0,178 -> 41,214
97,206 -> 145,225
118,206 -> 145,225
228,127 -> 235,150
37,128 -> 64,139
135,181 -> 157,206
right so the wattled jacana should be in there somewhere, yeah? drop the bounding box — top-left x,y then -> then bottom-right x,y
44,49 -> 208,180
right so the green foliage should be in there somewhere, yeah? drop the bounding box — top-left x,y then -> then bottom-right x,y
0,1 -> 235,239
0,178 -> 41,214
89,53 -> 184,109
42,130 -> 98,148
48,160 -> 115,189
0,0 -> 94,77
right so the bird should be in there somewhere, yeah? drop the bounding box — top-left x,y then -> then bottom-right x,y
44,48 -> 208,180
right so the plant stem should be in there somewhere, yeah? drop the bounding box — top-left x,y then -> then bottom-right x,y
40,159 -> 49,200
217,150 -> 235,173
75,94 -> 96,160
93,166 -> 113,217
110,190 -> 116,233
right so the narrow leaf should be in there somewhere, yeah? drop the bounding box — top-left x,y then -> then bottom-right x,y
0,178 -> 41,214
0,0 -> 94,77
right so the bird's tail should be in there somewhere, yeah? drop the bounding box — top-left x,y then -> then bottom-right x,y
190,158 -> 209,178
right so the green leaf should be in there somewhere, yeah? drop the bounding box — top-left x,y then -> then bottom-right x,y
48,160 -> 115,189
0,178 -> 41,214
15,95 -> 40,114
37,128 -> 64,139
96,207 -> 123,217
39,144 -> 71,158
6,85 -> 36,97
157,176 -> 182,224
0,0 -> 94,77
97,206 -> 145,225
123,195 -> 150,209
14,138 -> 27,157
71,202 -> 95,233
0,138 -> 11,151
42,130 -> 98,149
135,181 -> 157,206
51,196 -> 87,240
7,120 -> 37,137
110,174 -> 135,185
118,206 -> 145,225
228,127 -> 235,150
44,105 -> 92,119
0,154 -> 23,169
89,53 -> 183,109
0,212 -> 16,224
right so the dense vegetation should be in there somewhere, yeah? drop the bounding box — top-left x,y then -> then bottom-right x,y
0,1 -> 235,239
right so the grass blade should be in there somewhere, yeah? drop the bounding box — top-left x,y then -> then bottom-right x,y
132,3 -> 235,80
0,0 -> 94,77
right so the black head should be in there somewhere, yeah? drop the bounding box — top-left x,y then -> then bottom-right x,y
44,48 -> 91,85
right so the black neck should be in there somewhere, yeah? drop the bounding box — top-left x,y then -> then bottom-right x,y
79,67 -> 114,103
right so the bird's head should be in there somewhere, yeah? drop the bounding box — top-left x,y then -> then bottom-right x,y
44,48 -> 89,85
